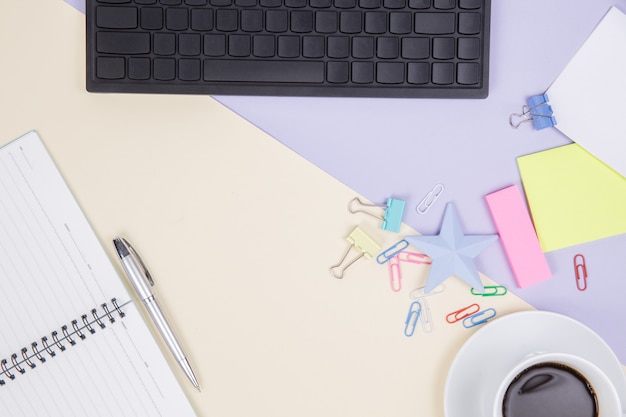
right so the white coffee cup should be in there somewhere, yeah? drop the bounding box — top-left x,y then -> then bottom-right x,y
491,352 -> 622,417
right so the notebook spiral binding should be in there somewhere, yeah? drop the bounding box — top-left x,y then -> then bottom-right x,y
0,297 -> 126,386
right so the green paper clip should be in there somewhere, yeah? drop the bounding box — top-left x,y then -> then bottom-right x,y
471,285 -> 507,296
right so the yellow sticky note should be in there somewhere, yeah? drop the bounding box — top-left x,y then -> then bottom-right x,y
517,144 -> 626,252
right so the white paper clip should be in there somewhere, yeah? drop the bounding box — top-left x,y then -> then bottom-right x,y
416,184 -> 444,214
348,197 -> 405,233
419,298 -> 434,333
330,226 -> 381,279
409,283 -> 446,300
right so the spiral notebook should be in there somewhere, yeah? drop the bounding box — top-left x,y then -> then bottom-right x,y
0,131 -> 197,416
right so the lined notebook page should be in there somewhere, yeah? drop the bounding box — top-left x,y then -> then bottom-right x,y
0,131 -> 196,416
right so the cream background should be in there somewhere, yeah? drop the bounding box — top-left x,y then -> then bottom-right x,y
0,1 -> 532,415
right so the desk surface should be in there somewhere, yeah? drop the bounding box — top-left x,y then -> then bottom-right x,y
0,1 -> 622,416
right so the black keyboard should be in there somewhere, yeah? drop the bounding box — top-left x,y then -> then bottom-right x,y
86,0 -> 490,98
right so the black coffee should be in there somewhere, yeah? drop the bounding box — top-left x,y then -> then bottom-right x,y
502,362 -> 598,417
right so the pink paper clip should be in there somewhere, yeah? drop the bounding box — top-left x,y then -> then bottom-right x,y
387,251 -> 431,293
388,256 -> 402,292
574,254 -> 588,291
446,303 -> 480,324
397,251 -> 431,264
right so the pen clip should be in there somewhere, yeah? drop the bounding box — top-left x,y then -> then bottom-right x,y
122,238 -> 154,286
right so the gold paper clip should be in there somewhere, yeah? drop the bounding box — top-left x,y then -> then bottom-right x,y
574,254 -> 588,291
470,285 -> 507,296
446,303 -> 480,324
330,226 -> 381,279
416,183 -> 444,214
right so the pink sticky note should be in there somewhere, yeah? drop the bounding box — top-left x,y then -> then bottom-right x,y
485,185 -> 551,288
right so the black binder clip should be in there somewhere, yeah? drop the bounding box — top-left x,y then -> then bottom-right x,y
509,93 -> 557,130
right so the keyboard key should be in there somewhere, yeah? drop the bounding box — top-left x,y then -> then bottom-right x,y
154,58 -> 176,80
160,0 -> 182,4
278,36 -> 300,57
458,12 -> 481,34
432,62 -> 454,84
204,60 -> 325,82
128,57 -> 151,79
229,34 -> 251,56
216,9 -> 238,31
457,62 -> 479,84
154,32 -> 176,55
180,33 -> 201,55
457,37 -> 479,59
327,61 -> 349,83
389,12 -> 411,34
383,0 -> 404,8
210,0 -> 232,5
334,0 -> 356,8
414,13 -> 455,34
302,36 -> 325,58
185,0 -> 208,4
285,0 -> 307,7
365,12 -> 386,34
141,7 -> 163,30
433,0 -> 455,9
179,59 -> 201,80
432,37 -> 455,59
316,11 -> 338,33
310,0 -> 332,7
328,36 -> 349,58
352,36 -> 374,58
166,8 -> 189,30
253,35 -> 275,56
204,34 -> 226,56
97,0 -> 131,3
352,61 -> 374,83
135,0 -> 157,4
97,31 -> 150,54
260,0 -> 281,7
459,0 -> 481,9
408,0 -> 429,8
340,11 -> 362,34
97,6 -> 137,29
96,57 -> 125,79
266,10 -> 289,32
235,0 -> 257,5
242,10 -> 263,32
291,10 -> 314,33
377,37 -> 399,59
191,9 -> 213,30
359,0 -> 381,8
376,62 -> 404,84
401,37 -> 429,58
407,62 -> 429,84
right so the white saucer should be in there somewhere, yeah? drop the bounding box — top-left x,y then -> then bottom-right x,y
444,311 -> 626,417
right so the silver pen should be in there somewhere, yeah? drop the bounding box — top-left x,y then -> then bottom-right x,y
113,237 -> 200,391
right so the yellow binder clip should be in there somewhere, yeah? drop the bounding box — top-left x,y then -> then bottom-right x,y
330,226 -> 381,279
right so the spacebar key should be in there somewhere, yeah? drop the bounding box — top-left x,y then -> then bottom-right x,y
204,60 -> 324,83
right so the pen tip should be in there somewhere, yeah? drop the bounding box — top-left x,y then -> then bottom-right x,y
113,237 -> 129,257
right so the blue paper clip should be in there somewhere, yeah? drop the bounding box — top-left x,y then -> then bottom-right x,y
509,93 -> 557,130
377,239 -> 409,264
404,301 -> 422,337
348,197 -> 406,233
462,308 -> 496,328
471,285 -> 507,297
